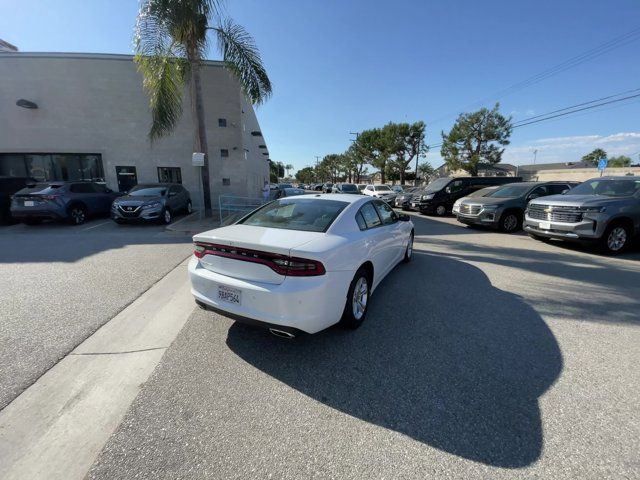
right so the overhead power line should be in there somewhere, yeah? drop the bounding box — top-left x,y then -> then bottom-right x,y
425,87 -> 640,149
429,26 -> 640,126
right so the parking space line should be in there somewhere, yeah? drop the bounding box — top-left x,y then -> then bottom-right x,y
81,221 -> 112,231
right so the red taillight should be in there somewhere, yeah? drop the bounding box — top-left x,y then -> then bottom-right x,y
42,195 -> 59,201
194,242 -> 325,276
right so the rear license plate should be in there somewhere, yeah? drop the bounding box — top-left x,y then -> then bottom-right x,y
539,221 -> 551,230
218,285 -> 241,305
24,201 -> 34,207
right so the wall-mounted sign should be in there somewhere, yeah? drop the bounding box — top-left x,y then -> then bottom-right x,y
192,152 -> 205,167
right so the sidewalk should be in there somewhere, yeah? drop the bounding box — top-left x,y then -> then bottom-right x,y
165,211 -> 220,235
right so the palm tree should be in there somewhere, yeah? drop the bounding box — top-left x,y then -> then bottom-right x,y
285,164 -> 293,178
135,0 -> 272,216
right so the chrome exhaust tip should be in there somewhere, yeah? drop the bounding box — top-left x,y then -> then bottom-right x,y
269,328 -> 296,339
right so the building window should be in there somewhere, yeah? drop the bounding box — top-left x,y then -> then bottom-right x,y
222,178 -> 230,186
220,149 -> 229,158
0,153 -> 104,182
157,167 -> 182,184
218,118 -> 227,127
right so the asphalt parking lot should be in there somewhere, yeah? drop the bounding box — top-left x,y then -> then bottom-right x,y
0,217 -> 194,409
87,213 -> 640,479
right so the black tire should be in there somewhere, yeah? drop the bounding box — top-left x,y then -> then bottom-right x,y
23,218 -> 42,226
434,204 -> 447,216
499,210 -> 522,233
186,200 -> 193,214
403,232 -> 414,263
599,222 -> 631,255
113,218 -> 124,225
161,208 -> 172,225
67,204 -> 87,225
340,267 -> 371,329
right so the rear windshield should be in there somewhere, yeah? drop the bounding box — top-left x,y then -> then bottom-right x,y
129,186 -> 167,196
239,198 -> 348,232
341,184 -> 358,191
374,185 -> 392,191
567,179 -> 640,197
17,183 -> 63,194
488,184 -> 532,198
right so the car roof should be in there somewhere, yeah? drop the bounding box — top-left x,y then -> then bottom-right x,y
280,193 -> 366,205
590,176 -> 638,180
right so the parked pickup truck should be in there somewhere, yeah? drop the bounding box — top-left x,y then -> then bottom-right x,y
524,176 -> 640,254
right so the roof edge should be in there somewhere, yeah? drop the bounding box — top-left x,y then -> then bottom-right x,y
0,51 -> 224,66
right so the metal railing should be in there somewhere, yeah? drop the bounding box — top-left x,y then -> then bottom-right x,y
218,194 -> 264,225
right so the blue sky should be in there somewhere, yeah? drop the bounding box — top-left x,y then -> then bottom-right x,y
2,0 -> 639,171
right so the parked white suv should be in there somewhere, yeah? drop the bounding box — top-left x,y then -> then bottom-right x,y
362,185 -> 397,203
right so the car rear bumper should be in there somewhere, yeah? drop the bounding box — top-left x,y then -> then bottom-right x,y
188,257 -> 353,334
10,207 -> 66,220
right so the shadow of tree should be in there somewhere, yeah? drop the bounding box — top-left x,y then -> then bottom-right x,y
226,252 -> 562,468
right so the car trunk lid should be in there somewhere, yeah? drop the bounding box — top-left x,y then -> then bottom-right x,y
193,225 -> 324,285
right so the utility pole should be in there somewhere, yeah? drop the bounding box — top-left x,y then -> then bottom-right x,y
349,132 -> 360,183
533,149 -> 538,165
415,138 -> 420,186
314,156 -> 320,182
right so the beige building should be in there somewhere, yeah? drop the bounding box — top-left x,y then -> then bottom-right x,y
0,52 -> 270,209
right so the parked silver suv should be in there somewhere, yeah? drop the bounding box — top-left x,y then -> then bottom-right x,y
524,176 -> 640,254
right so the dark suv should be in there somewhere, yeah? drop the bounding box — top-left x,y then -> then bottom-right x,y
110,183 -> 191,224
410,176 -> 522,216
11,181 -> 120,225
455,181 -> 577,232
1,176 -> 36,224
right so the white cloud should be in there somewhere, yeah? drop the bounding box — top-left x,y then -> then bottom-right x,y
504,132 -> 640,165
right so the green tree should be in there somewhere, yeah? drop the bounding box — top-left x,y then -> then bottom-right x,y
357,128 -> 391,183
440,104 -> 512,176
269,161 -> 284,182
320,154 -> 344,183
295,166 -> 315,184
134,0 -> 272,216
345,143 -> 369,183
581,148 -> 608,166
607,155 -> 632,167
384,121 -> 428,185
417,162 -> 434,182
284,164 -> 294,178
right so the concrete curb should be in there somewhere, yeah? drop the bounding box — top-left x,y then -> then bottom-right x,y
0,259 -> 195,480
165,211 -> 219,235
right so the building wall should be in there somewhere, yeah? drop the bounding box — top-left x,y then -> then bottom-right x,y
0,52 -> 268,208
521,167 -> 640,182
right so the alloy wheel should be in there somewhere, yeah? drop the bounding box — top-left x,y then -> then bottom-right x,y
187,202 -> 192,214
164,209 -> 171,224
352,277 -> 368,320
71,208 -> 85,224
607,227 -> 627,252
436,205 -> 446,216
503,214 -> 518,232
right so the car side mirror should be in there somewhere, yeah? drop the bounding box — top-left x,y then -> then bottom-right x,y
561,189 -> 569,195
445,187 -> 451,194
398,213 -> 410,221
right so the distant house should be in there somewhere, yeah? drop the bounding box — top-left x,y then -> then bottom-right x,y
432,163 -> 518,178
516,161 -> 589,176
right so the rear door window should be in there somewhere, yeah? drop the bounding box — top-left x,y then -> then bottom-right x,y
70,183 -> 94,194
373,200 -> 397,225
359,202 -> 382,229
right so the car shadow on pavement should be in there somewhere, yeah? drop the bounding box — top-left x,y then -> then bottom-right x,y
226,251 -> 562,469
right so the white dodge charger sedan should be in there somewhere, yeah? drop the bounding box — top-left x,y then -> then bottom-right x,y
188,194 -> 414,337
